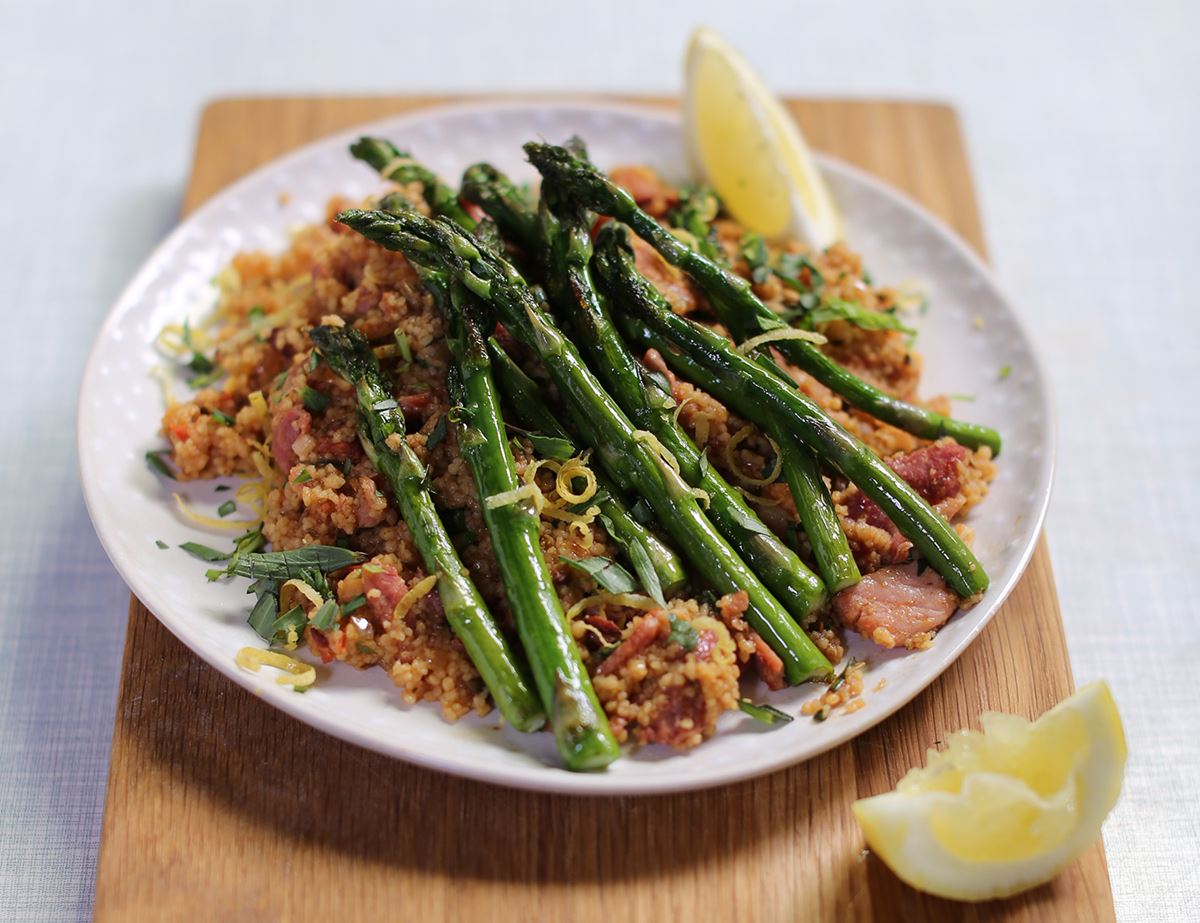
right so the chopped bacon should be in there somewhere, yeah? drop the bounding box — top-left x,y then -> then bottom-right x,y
398,392 -> 434,419
752,634 -> 787,690
597,611 -> 666,676
609,165 -> 678,216
583,613 -> 622,644
631,235 -> 702,315
640,686 -> 707,748
833,562 -> 959,649
845,440 -> 970,563
271,405 -> 312,471
362,564 -> 409,627
307,628 -> 335,663
641,348 -> 682,400
353,476 -> 387,529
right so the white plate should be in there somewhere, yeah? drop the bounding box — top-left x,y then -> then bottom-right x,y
78,101 -> 1053,795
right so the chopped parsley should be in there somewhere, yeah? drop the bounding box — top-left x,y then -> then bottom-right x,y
155,539 -> 169,550
666,613 -> 699,652
216,500 -> 237,518
144,449 -> 175,480
301,386 -> 331,413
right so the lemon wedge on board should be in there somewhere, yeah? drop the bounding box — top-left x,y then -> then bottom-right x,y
853,681 -> 1126,902
683,27 -> 843,248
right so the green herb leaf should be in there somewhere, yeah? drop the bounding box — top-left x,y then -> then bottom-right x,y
293,469 -> 313,485
666,613 -> 699,652
999,364 -> 1013,381
528,433 -> 575,460
145,450 -> 176,480
560,555 -> 638,595
307,351 -> 320,372
229,546 -> 364,581
725,499 -> 775,538
309,599 -> 340,631
776,252 -> 825,292
301,386 -> 331,413
624,537 -> 666,607
271,605 -> 308,643
426,414 -> 448,451
394,330 -> 413,368
214,484 -> 231,492
807,298 -> 915,334
629,498 -> 654,526
738,699 -> 794,725
247,592 -> 279,640
155,539 -> 168,550
216,500 -> 237,518
339,595 -> 367,616
179,541 -> 231,563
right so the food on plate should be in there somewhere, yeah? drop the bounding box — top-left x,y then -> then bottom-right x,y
150,133 -> 998,770
853,682 -> 1126,900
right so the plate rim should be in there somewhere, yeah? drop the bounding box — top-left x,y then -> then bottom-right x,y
78,98 -> 1056,796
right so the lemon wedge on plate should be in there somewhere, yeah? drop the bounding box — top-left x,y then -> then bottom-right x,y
683,27 -> 843,248
853,681 -> 1126,902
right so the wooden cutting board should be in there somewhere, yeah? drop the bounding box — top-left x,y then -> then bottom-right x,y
93,97 -> 1114,922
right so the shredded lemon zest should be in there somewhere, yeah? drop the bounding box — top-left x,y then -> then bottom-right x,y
632,429 -> 681,475
542,504 -> 602,524
280,579 -> 323,615
484,482 -> 545,513
523,457 -> 561,486
236,480 -> 269,519
671,396 -> 695,426
235,647 -> 316,689
555,453 -> 597,504
724,425 -> 784,488
248,390 -> 269,428
694,413 -> 710,448
569,520 -> 595,549
738,327 -> 827,354
737,485 -> 782,506
691,487 -> 711,509
173,493 -> 259,530
392,573 -> 439,621
565,592 -> 660,622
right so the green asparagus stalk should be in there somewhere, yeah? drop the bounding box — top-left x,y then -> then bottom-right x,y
441,285 -> 618,770
350,136 -> 477,230
591,226 -> 989,599
337,207 -> 832,684
487,337 -> 688,599
523,142 -> 1002,455
307,324 -> 544,732
534,185 -> 828,618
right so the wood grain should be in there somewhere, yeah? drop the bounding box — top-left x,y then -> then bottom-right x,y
93,97 -> 1114,923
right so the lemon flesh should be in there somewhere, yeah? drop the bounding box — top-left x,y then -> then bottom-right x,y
683,27 -> 842,248
853,681 -> 1126,901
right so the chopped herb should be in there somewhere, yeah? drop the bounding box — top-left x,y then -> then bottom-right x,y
339,595 -> 367,616
188,368 -> 224,390
594,642 -> 619,661
999,364 -> 1013,381
629,498 -> 654,526
228,546 -> 364,581
187,352 -> 215,375
947,393 -> 977,403
307,351 -> 320,372
211,409 -> 235,426
145,450 -> 175,480
301,386 -> 331,413
217,500 -> 237,518
247,593 -> 279,640
666,613 -> 699,652
739,699 -> 794,725
696,450 -> 711,481
179,541 -> 231,563
309,599 -> 340,631
270,605 -> 307,645
394,330 -> 413,368
560,555 -> 637,595
807,298 -> 915,334
828,657 -> 858,694
625,536 -> 665,606
505,423 -> 575,460
214,484 -> 231,492
248,305 -> 265,320
272,370 -> 289,391
355,642 -> 377,655
777,251 -> 825,292
373,397 -> 398,413
293,469 -> 313,485
426,414 -> 448,451
725,499 -> 774,537
155,539 -> 168,550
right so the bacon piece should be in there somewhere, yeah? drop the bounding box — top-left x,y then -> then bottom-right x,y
271,405 -> 312,471
398,392 -> 434,419
640,685 -> 707,748
609,165 -> 678,216
631,235 -> 702,315
597,611 -> 666,677
833,562 -> 959,649
845,440 -> 970,563
641,348 -> 682,400
362,564 -> 409,627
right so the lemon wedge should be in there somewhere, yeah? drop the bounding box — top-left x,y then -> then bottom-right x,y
853,681 -> 1126,901
683,27 -> 843,248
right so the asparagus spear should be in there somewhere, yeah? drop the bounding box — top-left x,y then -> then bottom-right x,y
307,324 -> 544,732
591,226 -> 990,599
350,136 -> 477,230
533,183 -> 828,618
336,207 -> 832,684
523,142 -> 1002,456
441,284 -> 618,770
487,336 -> 688,599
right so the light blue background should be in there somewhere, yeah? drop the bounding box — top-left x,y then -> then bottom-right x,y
2,1 -> 1196,918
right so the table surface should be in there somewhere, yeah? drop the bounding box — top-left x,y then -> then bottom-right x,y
1,2 -> 1197,920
